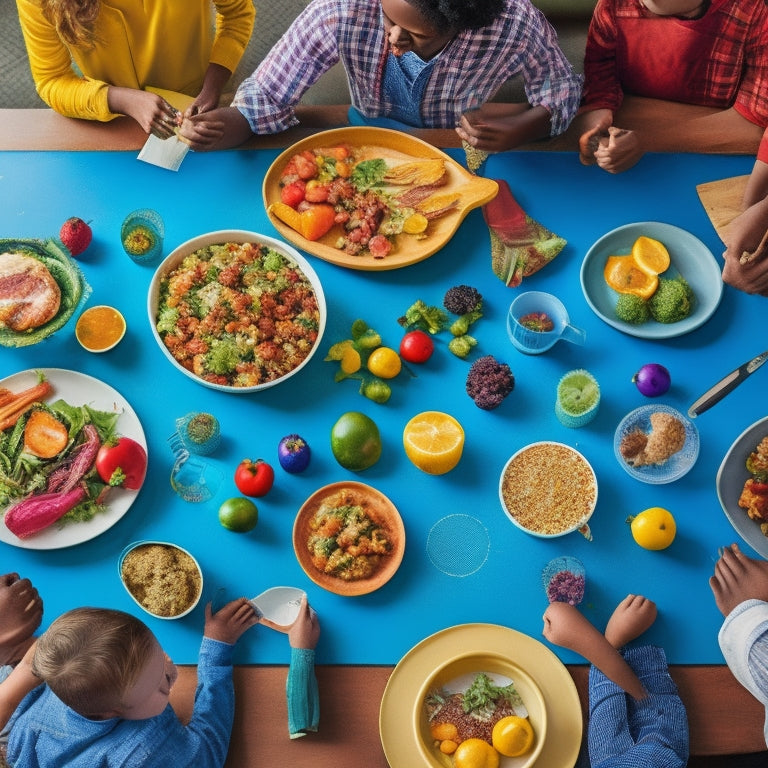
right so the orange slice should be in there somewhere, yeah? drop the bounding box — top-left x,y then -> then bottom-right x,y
603,254 -> 659,299
403,411 -> 464,475
631,236 -> 670,275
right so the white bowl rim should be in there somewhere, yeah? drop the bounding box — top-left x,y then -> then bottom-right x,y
118,539 -> 203,620
498,441 -> 598,538
146,229 -> 327,393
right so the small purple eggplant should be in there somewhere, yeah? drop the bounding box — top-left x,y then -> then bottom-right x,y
277,434 -> 311,474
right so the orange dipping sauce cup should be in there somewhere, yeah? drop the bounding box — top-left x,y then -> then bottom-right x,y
75,305 -> 126,353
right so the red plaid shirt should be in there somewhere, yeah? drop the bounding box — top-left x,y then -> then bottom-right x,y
582,0 -> 768,126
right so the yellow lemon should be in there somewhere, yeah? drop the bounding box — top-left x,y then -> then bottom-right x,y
492,716 -> 535,757
453,738 -> 500,768
403,212 -> 429,235
603,254 -> 659,299
628,506 -> 676,550
403,411 -> 464,475
340,346 -> 361,375
631,236 -> 671,275
367,346 -> 402,379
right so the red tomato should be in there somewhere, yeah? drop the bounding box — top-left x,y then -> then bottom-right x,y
95,437 -> 148,489
304,180 -> 330,203
280,180 -> 306,207
293,152 -> 318,180
234,458 -> 275,497
399,330 -> 434,364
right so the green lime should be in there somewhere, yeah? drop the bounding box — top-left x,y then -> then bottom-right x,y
556,369 -> 600,416
218,497 -> 258,532
330,411 -> 382,471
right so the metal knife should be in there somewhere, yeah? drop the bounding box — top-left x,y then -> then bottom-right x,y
688,350 -> 768,418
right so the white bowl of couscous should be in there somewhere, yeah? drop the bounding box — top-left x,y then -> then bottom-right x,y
119,541 -> 203,619
499,442 -> 597,538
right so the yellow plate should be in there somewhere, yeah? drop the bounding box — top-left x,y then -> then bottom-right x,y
379,623 -> 582,768
292,481 -> 405,596
262,127 -> 499,271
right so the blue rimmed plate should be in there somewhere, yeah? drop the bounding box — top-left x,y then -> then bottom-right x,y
580,221 -> 723,338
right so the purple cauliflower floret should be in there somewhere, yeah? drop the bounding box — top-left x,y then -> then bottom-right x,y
443,284 -> 482,316
465,355 -> 515,410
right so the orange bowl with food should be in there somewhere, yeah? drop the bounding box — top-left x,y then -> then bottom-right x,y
292,481 -> 405,596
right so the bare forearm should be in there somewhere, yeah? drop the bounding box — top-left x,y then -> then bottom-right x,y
543,603 -> 646,700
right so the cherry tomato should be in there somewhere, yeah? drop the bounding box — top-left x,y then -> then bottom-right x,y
399,329 -> 434,364
95,437 -> 148,489
293,151 -> 318,180
304,179 -> 330,203
280,180 -> 305,207
234,458 -> 275,497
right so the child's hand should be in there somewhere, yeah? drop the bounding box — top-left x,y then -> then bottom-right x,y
288,596 -> 320,650
204,597 -> 259,645
592,126 -> 642,174
0,573 -> 43,657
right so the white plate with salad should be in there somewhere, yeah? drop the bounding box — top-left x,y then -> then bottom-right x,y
0,368 -> 147,550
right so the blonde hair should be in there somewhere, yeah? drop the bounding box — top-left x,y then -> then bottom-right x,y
40,0 -> 101,47
32,607 -> 155,718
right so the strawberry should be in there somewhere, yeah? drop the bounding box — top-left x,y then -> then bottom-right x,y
59,217 -> 92,257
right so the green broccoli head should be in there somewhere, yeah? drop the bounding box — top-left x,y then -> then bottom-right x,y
615,293 -> 650,325
205,337 -> 243,374
648,276 -> 695,324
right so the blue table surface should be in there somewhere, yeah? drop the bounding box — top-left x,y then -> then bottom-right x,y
0,146 -> 765,667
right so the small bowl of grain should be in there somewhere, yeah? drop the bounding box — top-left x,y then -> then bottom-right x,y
119,541 -> 203,619
499,442 -> 597,539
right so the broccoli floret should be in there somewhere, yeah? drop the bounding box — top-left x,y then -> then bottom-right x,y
398,299 -> 448,334
350,319 -> 382,350
450,309 -> 484,337
359,378 -> 391,404
205,337 -> 242,374
465,355 -> 515,410
443,285 -> 483,316
444,285 -> 484,336
648,276 -> 694,324
615,293 -> 651,325
448,334 -> 477,359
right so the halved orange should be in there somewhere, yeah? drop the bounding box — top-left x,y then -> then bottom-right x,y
603,254 -> 659,299
631,236 -> 670,275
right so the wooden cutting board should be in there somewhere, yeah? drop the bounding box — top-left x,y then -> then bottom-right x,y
695,174 -> 749,246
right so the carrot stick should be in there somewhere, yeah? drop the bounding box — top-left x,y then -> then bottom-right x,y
0,388 -> 14,407
0,380 -> 53,429
0,403 -> 35,432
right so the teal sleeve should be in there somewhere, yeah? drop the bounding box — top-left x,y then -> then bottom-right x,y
286,647 -> 319,738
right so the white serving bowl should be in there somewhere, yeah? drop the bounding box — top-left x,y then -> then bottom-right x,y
499,441 -> 597,538
119,540 -> 203,619
147,230 -> 326,393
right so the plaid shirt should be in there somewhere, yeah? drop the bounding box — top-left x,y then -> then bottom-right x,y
232,0 -> 582,136
582,0 -> 768,126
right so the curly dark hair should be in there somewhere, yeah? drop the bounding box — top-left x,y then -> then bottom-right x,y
405,0 -> 506,31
